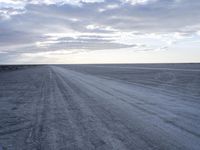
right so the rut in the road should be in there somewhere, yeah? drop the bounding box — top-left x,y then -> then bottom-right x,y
53,71 -> 129,150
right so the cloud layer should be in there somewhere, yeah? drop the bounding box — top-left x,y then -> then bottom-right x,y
0,0 -> 200,63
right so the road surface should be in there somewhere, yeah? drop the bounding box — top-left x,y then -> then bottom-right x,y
0,64 -> 200,150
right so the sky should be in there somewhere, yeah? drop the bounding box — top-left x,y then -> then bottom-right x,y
0,0 -> 200,64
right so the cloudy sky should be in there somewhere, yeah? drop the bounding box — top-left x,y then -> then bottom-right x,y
0,0 -> 200,64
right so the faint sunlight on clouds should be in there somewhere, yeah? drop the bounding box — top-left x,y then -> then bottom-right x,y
0,0 -> 200,63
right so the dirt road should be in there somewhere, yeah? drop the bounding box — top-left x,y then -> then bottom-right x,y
0,65 -> 200,150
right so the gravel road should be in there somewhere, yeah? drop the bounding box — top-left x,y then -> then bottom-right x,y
0,64 -> 200,150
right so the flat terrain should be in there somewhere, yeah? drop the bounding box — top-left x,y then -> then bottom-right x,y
0,64 -> 200,150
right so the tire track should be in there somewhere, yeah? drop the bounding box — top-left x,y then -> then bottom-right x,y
53,66 -> 200,150
53,69 -> 129,150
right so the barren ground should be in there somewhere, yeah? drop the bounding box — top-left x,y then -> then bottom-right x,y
0,64 -> 200,150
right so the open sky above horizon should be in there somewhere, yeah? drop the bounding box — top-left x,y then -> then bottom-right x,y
0,0 -> 200,64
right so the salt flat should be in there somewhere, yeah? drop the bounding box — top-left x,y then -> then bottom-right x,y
0,64 -> 200,150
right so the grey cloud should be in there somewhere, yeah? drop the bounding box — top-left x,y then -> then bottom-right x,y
107,0 -> 200,33
0,0 -> 200,62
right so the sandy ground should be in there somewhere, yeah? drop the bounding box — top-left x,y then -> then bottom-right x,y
0,64 -> 200,150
